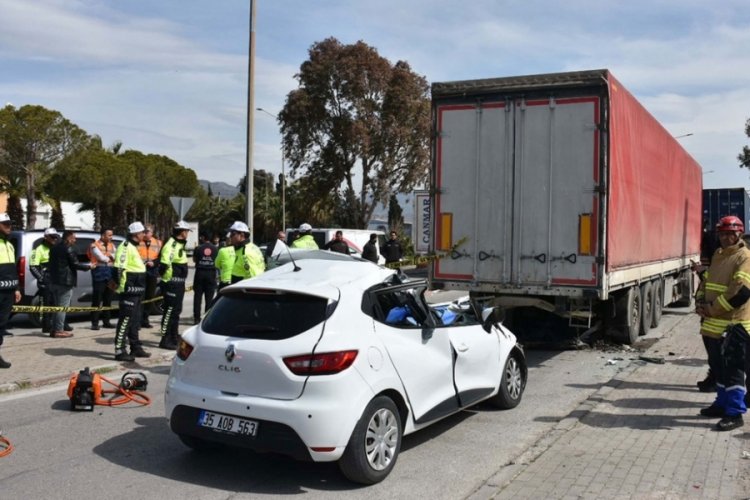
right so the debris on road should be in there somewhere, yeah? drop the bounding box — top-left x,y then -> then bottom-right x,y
638,355 -> 665,364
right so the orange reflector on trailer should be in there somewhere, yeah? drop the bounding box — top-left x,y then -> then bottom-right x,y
579,213 -> 592,256
439,213 -> 453,251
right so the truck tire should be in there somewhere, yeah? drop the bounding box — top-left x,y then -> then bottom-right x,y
651,279 -> 664,328
640,282 -> 653,336
613,287 -> 641,344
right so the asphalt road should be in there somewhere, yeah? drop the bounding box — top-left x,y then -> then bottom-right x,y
0,307 -> 690,500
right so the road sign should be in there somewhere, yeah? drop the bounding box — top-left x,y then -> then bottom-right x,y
169,197 -> 195,220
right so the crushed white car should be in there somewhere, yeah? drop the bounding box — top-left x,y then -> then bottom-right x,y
165,257 -> 526,484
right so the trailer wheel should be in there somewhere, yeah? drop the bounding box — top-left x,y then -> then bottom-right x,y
651,280 -> 663,328
640,282 -> 653,336
613,287 -> 641,344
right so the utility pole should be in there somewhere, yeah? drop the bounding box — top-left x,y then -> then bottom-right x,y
245,0 -> 256,234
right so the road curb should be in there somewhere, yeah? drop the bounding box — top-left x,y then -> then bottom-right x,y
465,311 -> 696,500
0,351 -> 176,395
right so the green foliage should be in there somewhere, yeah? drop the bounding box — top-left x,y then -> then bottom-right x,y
740,118 -> 750,169
279,37 -> 430,228
387,194 -> 404,232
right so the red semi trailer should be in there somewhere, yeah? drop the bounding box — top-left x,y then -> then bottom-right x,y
429,69 -> 702,343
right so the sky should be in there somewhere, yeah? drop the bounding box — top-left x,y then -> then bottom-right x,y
1,0 -> 750,191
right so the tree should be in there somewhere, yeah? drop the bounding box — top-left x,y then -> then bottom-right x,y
740,118 -> 750,169
387,194 -> 404,233
279,38 -> 430,228
0,104 -> 89,228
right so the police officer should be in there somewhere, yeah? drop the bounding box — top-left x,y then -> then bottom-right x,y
291,223 -> 318,249
113,222 -> 151,361
0,214 -> 21,368
229,221 -> 265,283
29,227 -> 59,333
158,221 -> 191,349
215,233 -> 235,290
192,232 -> 217,323
138,224 -> 162,327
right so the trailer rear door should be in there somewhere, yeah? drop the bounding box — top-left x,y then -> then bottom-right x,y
434,97 -> 600,288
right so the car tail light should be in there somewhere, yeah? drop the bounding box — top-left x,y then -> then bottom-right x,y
17,256 -> 25,292
283,350 -> 358,376
176,339 -> 194,361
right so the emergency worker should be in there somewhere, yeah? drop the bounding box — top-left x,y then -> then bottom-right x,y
158,221 -> 191,349
88,228 -> 116,330
137,225 -> 161,327
215,234 -> 235,290
113,222 -> 150,361
29,227 -> 60,333
0,214 -> 21,368
696,215 -> 750,431
291,223 -> 318,249
229,221 -> 265,283
192,232 -> 217,323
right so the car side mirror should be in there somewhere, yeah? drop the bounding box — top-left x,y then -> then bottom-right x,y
481,307 -> 505,333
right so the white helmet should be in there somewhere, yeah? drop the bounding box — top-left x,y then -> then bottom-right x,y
229,221 -> 250,234
299,222 -> 312,232
174,220 -> 192,231
128,221 -> 146,234
44,227 -> 60,237
0,213 -> 10,223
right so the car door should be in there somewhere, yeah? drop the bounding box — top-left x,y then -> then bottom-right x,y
442,321 -> 501,407
371,284 -> 459,424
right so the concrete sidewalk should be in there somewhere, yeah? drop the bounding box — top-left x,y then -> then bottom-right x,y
0,320 -> 177,392
471,313 -> 750,500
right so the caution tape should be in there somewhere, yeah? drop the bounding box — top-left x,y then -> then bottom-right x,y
11,284 -> 194,314
384,237 -> 469,270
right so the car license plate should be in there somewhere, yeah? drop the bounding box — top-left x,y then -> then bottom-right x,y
198,410 -> 258,437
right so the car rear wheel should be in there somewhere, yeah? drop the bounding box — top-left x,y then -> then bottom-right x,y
339,396 -> 402,485
489,350 -> 526,409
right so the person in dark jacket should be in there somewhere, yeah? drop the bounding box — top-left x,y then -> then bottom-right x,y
362,233 -> 379,263
324,230 -> 351,255
49,230 -> 91,338
381,230 -> 403,265
192,232 -> 217,324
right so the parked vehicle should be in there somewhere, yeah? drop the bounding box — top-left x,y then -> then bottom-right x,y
9,230 -> 125,325
165,258 -> 526,484
701,188 -> 750,262
429,69 -> 703,344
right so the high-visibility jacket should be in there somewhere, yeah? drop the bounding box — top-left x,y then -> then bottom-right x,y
159,237 -> 188,282
231,241 -> 265,281
29,242 -> 53,284
88,239 -> 115,281
291,234 -> 318,249
0,235 -> 18,291
697,240 -> 750,338
114,240 -> 146,294
215,246 -> 236,285
138,236 -> 162,264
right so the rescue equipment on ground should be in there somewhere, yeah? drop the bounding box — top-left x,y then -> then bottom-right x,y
0,429 -> 13,457
66,367 -> 151,411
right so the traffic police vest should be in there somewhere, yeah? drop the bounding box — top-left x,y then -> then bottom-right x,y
291,234 -> 318,249
160,237 -> 188,282
215,246 -> 236,285
115,241 -> 146,294
0,236 -> 18,291
31,243 -> 51,267
231,241 -> 265,281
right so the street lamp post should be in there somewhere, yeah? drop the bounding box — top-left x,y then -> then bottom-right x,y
256,107 -> 285,232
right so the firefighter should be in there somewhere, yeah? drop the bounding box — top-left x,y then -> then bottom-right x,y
0,214 -> 21,368
290,223 -> 318,249
29,227 -> 60,333
113,222 -> 150,361
696,215 -> 750,431
158,221 -> 191,349
229,221 -> 265,283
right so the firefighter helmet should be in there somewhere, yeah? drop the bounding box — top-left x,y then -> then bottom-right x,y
716,215 -> 744,233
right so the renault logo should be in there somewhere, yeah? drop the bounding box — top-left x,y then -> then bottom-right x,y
225,344 -> 237,363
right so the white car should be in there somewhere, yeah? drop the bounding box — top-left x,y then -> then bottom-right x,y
165,258 -> 526,484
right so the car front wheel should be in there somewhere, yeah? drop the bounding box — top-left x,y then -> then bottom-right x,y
489,350 -> 526,409
338,396 -> 402,485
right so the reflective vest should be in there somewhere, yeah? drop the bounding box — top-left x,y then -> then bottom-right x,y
291,234 -> 318,249
215,246 -> 236,284
231,241 -> 265,280
138,236 -> 162,264
30,243 -> 51,267
697,240 -> 750,338
87,239 -> 115,265
115,240 -> 146,293
0,236 -> 18,290
160,237 -> 188,282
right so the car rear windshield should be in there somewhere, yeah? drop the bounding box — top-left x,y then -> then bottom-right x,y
201,290 -> 335,340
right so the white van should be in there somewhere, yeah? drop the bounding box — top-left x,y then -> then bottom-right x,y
286,228 -> 386,263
